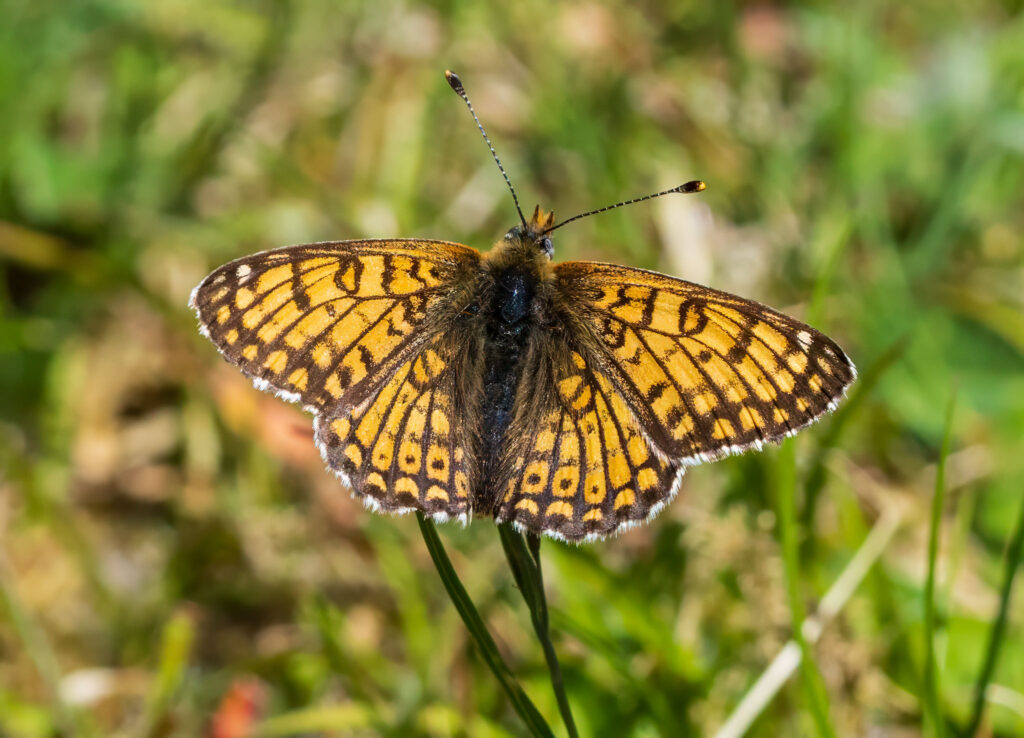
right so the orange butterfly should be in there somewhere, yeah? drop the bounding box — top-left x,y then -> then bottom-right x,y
191,72 -> 855,542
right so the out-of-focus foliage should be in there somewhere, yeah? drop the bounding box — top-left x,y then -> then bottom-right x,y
1,1 -> 1022,736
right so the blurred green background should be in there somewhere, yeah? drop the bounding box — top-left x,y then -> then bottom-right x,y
2,0 -> 1023,736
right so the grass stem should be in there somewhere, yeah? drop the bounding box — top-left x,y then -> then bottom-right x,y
499,525 -> 580,738
923,391 -> 956,737
963,482 -> 1024,735
0,550 -> 93,737
416,513 -> 554,738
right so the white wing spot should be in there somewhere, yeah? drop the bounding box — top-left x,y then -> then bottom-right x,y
796,330 -> 812,347
236,264 -> 252,282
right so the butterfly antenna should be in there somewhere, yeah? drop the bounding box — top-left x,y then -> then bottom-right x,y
544,180 -> 706,234
445,70 -> 527,228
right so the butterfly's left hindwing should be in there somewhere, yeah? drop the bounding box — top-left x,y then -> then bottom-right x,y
314,331 -> 483,520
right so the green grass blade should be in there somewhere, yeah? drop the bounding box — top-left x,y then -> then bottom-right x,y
499,525 -> 580,738
139,608 -> 196,737
254,704 -> 378,736
962,481 -> 1024,735
775,440 -> 837,738
923,390 -> 956,737
416,513 -> 555,738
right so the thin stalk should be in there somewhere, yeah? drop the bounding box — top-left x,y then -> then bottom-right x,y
963,493 -> 1024,736
923,391 -> 956,737
415,513 -> 554,738
499,524 -> 580,738
801,336 -> 909,542
775,441 -> 837,738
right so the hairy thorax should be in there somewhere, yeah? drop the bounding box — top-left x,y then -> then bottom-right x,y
475,234 -> 557,509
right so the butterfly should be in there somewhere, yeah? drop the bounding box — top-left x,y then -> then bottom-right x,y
190,71 -> 855,542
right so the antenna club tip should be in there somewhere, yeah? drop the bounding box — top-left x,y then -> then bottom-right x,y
444,70 -> 464,93
679,180 -> 706,193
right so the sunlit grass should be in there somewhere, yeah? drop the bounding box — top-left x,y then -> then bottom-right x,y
774,440 -> 836,737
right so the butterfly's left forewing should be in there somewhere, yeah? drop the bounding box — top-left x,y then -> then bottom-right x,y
190,239 -> 480,412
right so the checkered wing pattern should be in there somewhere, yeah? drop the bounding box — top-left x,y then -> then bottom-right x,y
191,239 -> 481,516
496,261 -> 856,540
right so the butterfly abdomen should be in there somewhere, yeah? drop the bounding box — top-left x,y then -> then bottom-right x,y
478,264 -> 540,508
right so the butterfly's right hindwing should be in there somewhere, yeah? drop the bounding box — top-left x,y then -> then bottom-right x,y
492,336 -> 679,541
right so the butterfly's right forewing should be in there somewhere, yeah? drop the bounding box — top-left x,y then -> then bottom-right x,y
555,261 -> 856,463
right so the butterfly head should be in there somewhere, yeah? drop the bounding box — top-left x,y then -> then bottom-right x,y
504,205 -> 555,258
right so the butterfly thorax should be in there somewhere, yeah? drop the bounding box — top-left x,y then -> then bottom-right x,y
475,209 -> 559,511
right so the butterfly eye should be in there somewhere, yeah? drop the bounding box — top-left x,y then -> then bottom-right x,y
540,237 -> 553,257
504,227 -> 521,241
